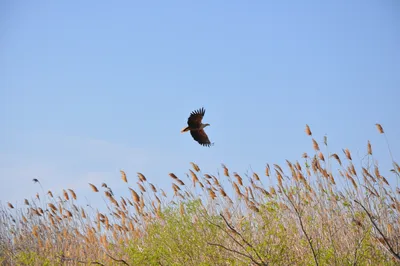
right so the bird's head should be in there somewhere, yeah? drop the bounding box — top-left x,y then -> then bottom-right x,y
203,123 -> 210,128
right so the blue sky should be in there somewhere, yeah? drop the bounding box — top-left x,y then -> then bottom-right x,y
1,1 -> 399,207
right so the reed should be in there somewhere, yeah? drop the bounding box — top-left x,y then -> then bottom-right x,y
1,123 -> 399,265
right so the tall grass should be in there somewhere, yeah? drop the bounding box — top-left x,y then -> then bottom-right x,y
1,124 -> 399,265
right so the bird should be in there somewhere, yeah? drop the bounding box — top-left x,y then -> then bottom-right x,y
181,107 -> 214,147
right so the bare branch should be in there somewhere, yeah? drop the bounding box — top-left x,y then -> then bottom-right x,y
58,252 -> 130,266
202,213 -> 268,265
219,213 -> 266,264
58,254 -> 105,265
354,199 -> 400,262
203,215 -> 254,259
284,188 -> 319,266
207,242 -> 265,266
105,253 -> 130,265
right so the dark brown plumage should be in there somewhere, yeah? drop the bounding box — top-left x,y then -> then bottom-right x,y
181,107 -> 213,147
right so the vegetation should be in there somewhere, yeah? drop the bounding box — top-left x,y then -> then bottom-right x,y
1,124 -> 399,265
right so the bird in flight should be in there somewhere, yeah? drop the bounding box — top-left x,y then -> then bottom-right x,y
181,107 -> 214,147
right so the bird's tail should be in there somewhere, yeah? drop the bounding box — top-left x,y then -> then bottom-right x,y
181,126 -> 190,133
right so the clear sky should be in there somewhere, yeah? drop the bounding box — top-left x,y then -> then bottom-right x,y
1,1 -> 399,207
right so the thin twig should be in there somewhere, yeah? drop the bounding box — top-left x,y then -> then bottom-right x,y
105,253 -> 130,265
352,229 -> 369,266
284,189 -> 319,266
219,213 -> 266,264
207,242 -> 264,266
202,212 -> 267,265
354,200 -> 400,262
204,215 -> 255,259
58,255 -> 105,265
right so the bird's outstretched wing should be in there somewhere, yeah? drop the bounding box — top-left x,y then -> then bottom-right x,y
187,107 -> 205,129
190,129 -> 213,147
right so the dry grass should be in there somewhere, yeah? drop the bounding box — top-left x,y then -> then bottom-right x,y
0,123 -> 399,265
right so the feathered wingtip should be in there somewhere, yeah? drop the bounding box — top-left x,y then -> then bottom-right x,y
190,107 -> 206,116
201,141 -> 214,147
